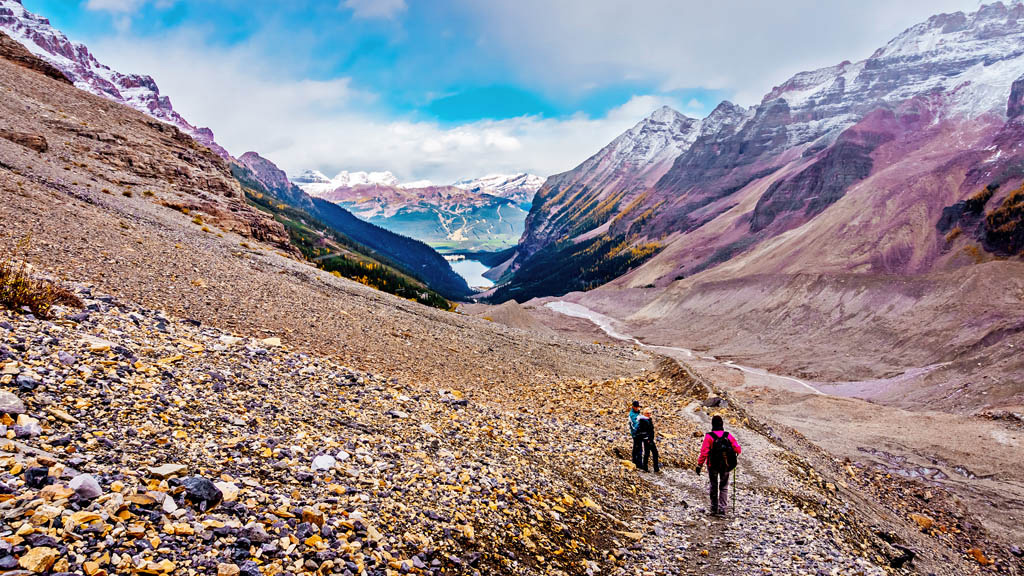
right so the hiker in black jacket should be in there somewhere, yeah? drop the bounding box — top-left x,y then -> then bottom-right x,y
635,409 -> 660,473
696,415 -> 742,515
628,400 -> 643,469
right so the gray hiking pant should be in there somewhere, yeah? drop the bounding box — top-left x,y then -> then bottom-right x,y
709,469 -> 730,513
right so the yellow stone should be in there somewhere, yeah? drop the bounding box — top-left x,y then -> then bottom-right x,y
16,414 -> 39,427
909,513 -> 934,531
166,523 -> 194,536
38,484 -> 74,501
19,547 -> 59,573
127,494 -> 158,506
83,560 -> 106,576
69,511 -> 102,527
301,508 -> 324,527
969,548 -> 993,566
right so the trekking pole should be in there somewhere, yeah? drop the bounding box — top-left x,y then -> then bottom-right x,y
733,467 -> 737,512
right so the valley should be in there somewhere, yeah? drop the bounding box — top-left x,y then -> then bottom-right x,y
293,171 -> 542,254
537,300 -> 1024,550
0,0 -> 1022,575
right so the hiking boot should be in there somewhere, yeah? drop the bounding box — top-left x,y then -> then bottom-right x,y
707,507 -> 719,516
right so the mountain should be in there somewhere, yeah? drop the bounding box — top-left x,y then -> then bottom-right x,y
453,173 -> 545,207
0,0 -> 467,301
292,169 -> 402,196
502,3 -> 1024,301
487,106 -> 702,299
233,153 -> 471,301
295,175 -> 531,252
515,106 -> 703,262
4,4 -> 1024,573
0,0 -> 231,160
496,3 -> 1024,410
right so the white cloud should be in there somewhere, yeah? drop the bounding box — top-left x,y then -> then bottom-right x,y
85,0 -> 146,12
85,0 -> 176,31
459,0 -> 982,106
81,1 -> 986,184
88,31 -> 671,183
342,0 -> 407,20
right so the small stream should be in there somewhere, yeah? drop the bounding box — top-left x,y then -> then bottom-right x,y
545,301 -> 825,396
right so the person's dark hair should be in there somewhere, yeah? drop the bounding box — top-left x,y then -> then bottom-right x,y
631,400 -> 640,408
711,415 -> 724,431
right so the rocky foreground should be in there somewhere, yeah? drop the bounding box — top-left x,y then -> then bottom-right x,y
2,281 -> 1019,576
0,281 -> 653,576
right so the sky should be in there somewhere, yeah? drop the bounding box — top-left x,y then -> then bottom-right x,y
22,0 -> 984,183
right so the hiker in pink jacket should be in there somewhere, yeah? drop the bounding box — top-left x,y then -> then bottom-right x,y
696,415 -> 742,516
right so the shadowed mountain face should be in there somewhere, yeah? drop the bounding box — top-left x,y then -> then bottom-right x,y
499,3 -> 1024,303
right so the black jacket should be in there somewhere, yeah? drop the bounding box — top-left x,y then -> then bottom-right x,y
636,416 -> 655,440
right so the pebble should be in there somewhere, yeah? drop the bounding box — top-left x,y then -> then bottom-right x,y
148,463 -> 188,479
18,547 -> 59,573
0,282 -> 990,576
180,476 -> 223,511
311,454 -> 336,471
68,473 -> 102,499
0,390 -> 25,414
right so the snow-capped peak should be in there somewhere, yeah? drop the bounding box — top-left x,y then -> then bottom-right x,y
605,106 -> 701,170
452,173 -> 545,204
399,180 -> 435,189
0,0 -> 231,159
332,171 -> 399,188
761,2 -> 1024,119
292,169 -> 331,184
291,170 -> 399,197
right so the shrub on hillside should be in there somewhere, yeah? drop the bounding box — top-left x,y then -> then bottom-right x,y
0,258 -> 82,318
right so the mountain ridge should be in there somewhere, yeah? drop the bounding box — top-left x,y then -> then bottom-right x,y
294,172 -> 542,252
502,1 -> 1024,300
0,0 -> 231,159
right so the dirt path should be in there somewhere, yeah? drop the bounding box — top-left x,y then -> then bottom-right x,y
622,382 -> 887,576
545,300 -> 1024,575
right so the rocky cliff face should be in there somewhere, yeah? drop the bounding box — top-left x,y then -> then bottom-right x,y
236,151 -> 313,209
0,28 -> 67,83
1009,72 -> 1024,118
0,0 -> 231,160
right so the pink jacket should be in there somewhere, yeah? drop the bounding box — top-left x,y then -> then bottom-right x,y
697,430 -> 742,467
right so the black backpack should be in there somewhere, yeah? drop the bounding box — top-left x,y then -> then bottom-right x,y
708,432 -> 737,472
